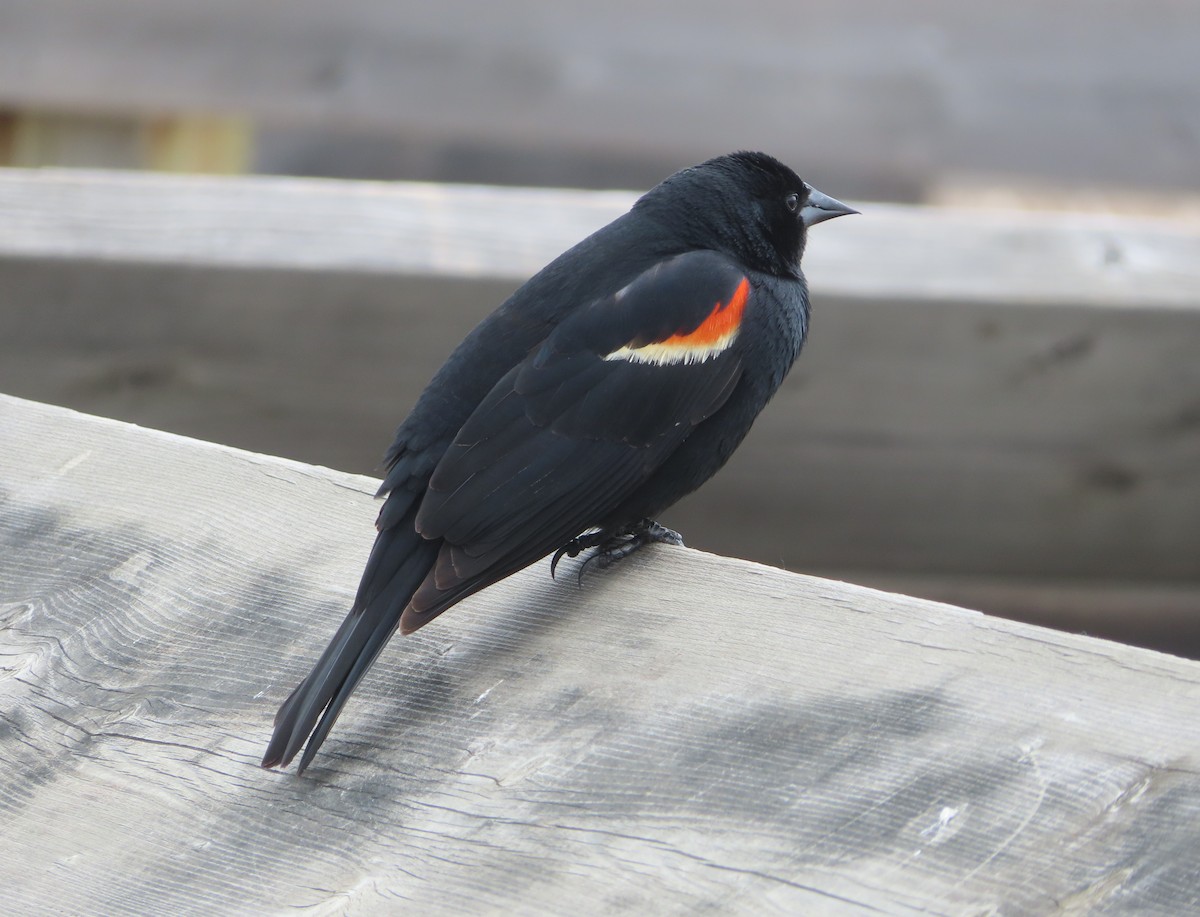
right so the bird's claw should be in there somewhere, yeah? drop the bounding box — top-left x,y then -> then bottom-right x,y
550,520 -> 684,584
550,539 -> 582,580
550,529 -> 606,579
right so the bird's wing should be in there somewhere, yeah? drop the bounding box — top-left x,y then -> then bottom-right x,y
402,249 -> 753,632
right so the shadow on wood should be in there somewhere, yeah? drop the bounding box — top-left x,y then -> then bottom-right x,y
2,394 -> 1199,914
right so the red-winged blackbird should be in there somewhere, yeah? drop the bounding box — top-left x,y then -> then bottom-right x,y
263,152 -> 856,772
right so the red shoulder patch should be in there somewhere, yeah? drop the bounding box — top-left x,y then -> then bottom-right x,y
605,277 -> 750,366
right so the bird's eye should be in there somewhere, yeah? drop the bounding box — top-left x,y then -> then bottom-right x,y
785,192 -> 801,213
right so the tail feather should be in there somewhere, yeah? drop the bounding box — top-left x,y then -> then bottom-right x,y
262,527 -> 438,772
291,608 -> 397,774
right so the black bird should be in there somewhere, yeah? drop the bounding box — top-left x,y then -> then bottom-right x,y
263,151 -> 856,772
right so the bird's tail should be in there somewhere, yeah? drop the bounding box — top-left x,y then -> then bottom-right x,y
261,526 -> 438,773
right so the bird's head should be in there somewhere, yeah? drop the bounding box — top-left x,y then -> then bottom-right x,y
635,151 -> 857,277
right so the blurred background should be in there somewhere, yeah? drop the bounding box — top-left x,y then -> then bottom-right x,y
1,1 -> 1198,655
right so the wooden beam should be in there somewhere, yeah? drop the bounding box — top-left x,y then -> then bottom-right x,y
1,168 -> 1197,307
2,392 -> 1199,914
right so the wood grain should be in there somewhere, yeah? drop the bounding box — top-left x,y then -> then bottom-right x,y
2,393 -> 1199,914
2,168 -> 1198,307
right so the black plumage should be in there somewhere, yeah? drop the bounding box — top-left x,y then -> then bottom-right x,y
263,151 -> 856,772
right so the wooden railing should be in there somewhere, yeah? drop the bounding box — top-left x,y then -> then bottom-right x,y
3,392 -> 1199,913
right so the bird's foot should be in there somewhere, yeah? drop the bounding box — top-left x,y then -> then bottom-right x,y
551,519 -> 684,582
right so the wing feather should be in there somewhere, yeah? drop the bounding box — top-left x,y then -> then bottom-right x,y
409,250 -> 754,622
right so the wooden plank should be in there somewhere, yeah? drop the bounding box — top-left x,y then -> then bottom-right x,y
2,392 -> 1199,914
847,573 -> 1200,661
1,1 -> 1198,199
0,168 -> 634,282
1,167 -> 1198,305
1,169 -> 1199,654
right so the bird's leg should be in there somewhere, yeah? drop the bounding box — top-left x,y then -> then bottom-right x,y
552,519 -> 684,582
583,519 -> 685,576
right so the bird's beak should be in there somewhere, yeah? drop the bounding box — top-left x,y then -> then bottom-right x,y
800,186 -> 859,227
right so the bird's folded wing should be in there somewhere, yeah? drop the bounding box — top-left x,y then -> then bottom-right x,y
408,250 -> 752,617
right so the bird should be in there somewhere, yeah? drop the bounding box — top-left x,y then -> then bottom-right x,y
262,151 -> 856,773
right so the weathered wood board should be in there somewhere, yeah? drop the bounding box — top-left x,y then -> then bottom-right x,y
3,168 -> 1198,304
1,169 -> 1199,654
1,1 -> 1198,200
2,393 -> 1200,915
